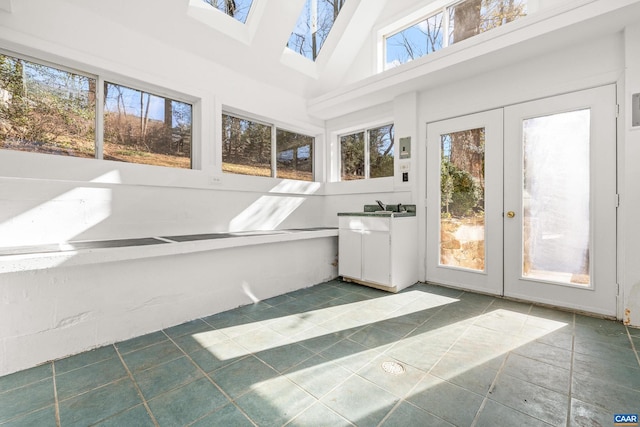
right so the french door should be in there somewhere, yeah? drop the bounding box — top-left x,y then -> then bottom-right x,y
426,86 -> 618,316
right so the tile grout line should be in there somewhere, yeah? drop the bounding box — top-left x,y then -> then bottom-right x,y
160,330 -> 258,427
52,362 -> 61,427
379,291 -> 492,427
469,350 -> 511,427
113,344 -> 160,427
625,325 -> 640,367
565,312 -> 576,427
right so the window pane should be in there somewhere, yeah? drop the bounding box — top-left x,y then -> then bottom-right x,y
288,0 -> 347,61
340,131 -> 364,180
385,12 -> 444,70
523,109 -> 590,286
103,83 -> 192,168
201,0 -> 254,23
369,124 -> 394,178
449,0 -> 527,45
222,113 -> 272,177
0,54 -> 96,158
276,129 -> 313,181
440,128 -> 485,271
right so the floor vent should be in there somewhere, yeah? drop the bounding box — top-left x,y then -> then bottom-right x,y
381,361 -> 405,375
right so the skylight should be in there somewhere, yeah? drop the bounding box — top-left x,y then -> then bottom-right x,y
201,0 -> 254,23
287,0 -> 346,61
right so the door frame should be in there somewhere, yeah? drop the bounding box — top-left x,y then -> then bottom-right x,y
421,85 -> 618,317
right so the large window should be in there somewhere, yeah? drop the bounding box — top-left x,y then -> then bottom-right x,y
222,113 -> 314,181
340,124 -> 394,181
0,52 -> 193,168
0,54 -> 96,158
288,0 -> 347,61
385,0 -> 527,70
104,83 -> 192,168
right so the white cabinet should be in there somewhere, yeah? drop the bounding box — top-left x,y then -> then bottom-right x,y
338,215 -> 418,292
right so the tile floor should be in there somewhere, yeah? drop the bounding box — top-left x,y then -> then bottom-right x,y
1,280 -> 640,426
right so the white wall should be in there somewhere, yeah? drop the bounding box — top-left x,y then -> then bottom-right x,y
0,237 -> 338,376
622,23 -> 640,327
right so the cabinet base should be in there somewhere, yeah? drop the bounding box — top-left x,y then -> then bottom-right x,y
340,276 -> 399,293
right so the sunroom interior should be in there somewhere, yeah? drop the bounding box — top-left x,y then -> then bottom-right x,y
1,0 -> 640,425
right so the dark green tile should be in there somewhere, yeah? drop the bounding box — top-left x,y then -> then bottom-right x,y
56,357 -> 127,400
0,405 -> 56,427
287,402 -> 352,427
573,351 -> 640,391
235,376 -> 316,426
534,329 -> 574,351
255,343 -> 315,373
407,374 -> 484,427
0,364 -> 51,393
475,399 -> 552,427
511,339 -> 573,369
285,355 -> 353,398
209,355 -> 278,399
190,403 -> 254,427
58,378 -> 141,427
172,329 -> 228,354
574,337 -> 638,367
133,356 -> 204,400
231,326 -> 289,353
321,375 -> 399,426
121,340 -> 183,373
570,398 -> 611,427
572,371 -> 640,412
349,325 -> 402,350
502,353 -> 570,394
320,339 -> 382,373
190,342 -> 248,373
430,355 -> 499,396
93,404 -> 155,427
147,378 -> 229,427
489,374 -> 568,425
0,378 -> 54,423
575,322 -> 632,347
115,331 -> 167,355
381,402 -> 454,427
54,346 -> 116,374
164,319 -> 213,339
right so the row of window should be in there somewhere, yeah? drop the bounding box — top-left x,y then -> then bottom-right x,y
0,52 -> 394,182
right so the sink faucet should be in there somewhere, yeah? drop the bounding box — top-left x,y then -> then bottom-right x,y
375,200 -> 386,211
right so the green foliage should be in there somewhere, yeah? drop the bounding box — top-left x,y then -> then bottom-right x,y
441,159 -> 482,217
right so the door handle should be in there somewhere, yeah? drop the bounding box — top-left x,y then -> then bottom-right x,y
506,211 -> 515,218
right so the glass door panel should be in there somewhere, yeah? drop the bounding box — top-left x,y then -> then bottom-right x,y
440,128 -> 486,271
522,110 -> 591,286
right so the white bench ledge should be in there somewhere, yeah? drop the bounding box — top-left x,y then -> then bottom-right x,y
0,228 -> 338,273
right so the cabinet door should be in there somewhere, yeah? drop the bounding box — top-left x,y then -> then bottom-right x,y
362,231 -> 391,285
339,229 -> 362,279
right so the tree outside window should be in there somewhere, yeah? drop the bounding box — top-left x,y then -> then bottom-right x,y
340,123 -> 394,181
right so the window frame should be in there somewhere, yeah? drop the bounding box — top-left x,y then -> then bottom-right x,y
0,48 -> 199,170
221,109 -> 316,182
337,122 -> 394,181
380,0 -> 528,71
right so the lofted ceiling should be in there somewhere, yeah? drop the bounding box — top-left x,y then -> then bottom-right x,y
56,0 -> 428,98
16,0 -> 640,120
